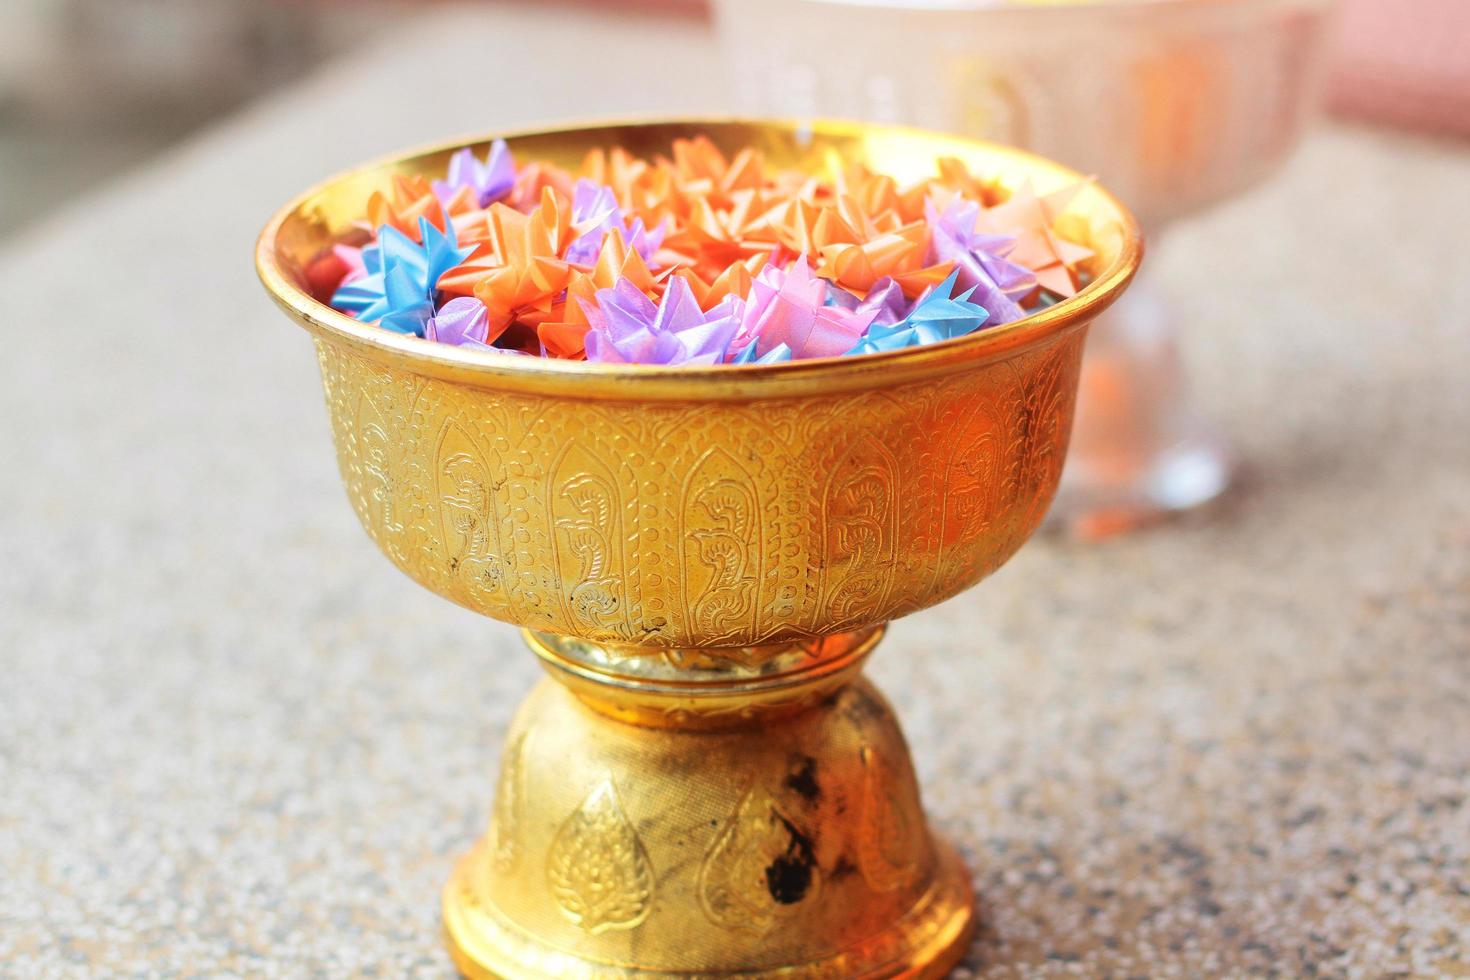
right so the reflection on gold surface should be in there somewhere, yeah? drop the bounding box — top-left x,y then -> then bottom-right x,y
256,119 -> 1141,977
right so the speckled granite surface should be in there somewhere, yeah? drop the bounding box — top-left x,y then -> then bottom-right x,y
2,7 -> 1468,979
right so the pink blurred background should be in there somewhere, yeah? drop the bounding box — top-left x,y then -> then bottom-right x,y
1326,0 -> 1470,136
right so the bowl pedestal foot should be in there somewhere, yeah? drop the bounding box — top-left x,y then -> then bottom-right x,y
443,627 -> 976,979
1047,264 -> 1232,539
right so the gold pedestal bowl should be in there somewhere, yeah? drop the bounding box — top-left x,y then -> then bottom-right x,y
256,120 -> 1141,978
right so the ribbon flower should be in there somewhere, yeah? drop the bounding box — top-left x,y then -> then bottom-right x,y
322,136 -> 1100,364
733,258 -> 876,360
847,268 -> 991,355
927,196 -> 1036,324
331,216 -> 472,336
433,139 -> 516,209
564,178 -> 666,267
583,276 -> 740,366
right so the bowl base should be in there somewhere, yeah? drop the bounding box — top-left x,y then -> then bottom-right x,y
441,653 -> 976,980
444,836 -> 974,979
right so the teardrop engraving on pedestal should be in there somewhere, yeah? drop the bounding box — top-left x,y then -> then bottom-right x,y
857,746 -> 922,893
487,732 -> 526,875
699,782 -> 821,934
547,779 -> 654,934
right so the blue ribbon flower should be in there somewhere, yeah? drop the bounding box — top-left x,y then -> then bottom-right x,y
846,268 -> 990,355
332,217 -> 472,337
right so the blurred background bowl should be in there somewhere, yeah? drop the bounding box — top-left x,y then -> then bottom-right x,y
713,0 -> 1336,535
712,0 -> 1334,230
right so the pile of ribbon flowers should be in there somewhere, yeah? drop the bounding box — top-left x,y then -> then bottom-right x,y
310,136 -> 1096,365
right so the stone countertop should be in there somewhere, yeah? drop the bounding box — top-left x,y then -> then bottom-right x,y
2,5 -> 1467,978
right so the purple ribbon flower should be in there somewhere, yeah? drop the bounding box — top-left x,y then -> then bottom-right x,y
732,258 -> 876,360
927,196 -> 1036,325
425,296 -> 489,346
564,179 -> 666,267
825,276 -> 911,327
432,139 -> 516,208
583,276 -> 741,366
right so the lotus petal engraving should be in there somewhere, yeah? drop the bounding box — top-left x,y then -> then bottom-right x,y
699,782 -> 820,933
857,746 -> 922,893
547,779 -> 654,934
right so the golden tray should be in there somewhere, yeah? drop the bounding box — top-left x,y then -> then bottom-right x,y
255,119 -> 1141,978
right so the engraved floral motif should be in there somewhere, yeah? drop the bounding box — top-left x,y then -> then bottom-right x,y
819,436 -> 898,629
551,459 -> 626,637
357,393 -> 404,551
546,779 -> 654,934
438,421 -> 512,613
699,782 -> 821,933
1010,343 -> 1075,535
857,746 -> 923,893
933,385 -> 1011,590
314,329 -> 1084,649
680,447 -> 761,645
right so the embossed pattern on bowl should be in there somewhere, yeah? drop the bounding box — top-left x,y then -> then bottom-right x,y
256,120 -> 1141,648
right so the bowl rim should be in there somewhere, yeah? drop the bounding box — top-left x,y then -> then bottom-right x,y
255,115 -> 1142,401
